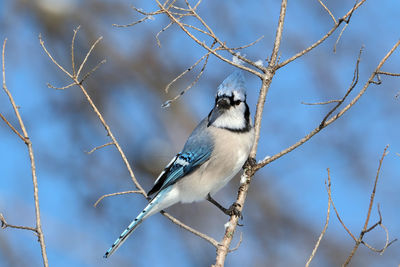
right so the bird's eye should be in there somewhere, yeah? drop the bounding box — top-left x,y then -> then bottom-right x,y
233,100 -> 241,106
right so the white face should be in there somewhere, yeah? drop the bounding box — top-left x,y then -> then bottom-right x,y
208,93 -> 251,132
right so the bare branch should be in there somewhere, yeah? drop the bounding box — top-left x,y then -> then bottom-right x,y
39,34 -> 73,79
80,59 -> 107,83
47,82 -> 75,90
2,38 -> 49,267
331,193 -> 357,242
333,23 -> 348,53
228,232 -> 243,253
317,0 -> 336,24
161,211 -> 219,248
301,99 -> 341,105
71,25 -> 81,76
0,112 -> 26,142
376,71 -> 400,77
113,15 -> 155,28
154,0 -> 263,77
86,142 -> 115,155
0,213 -> 37,232
162,46 -> 213,108
277,0 -> 367,69
305,169 -> 332,267
93,190 -> 142,207
256,40 -> 400,170
76,36 -> 103,79
319,46 -> 363,128
343,145 -> 392,266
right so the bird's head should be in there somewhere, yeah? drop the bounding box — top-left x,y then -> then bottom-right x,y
207,71 -> 251,132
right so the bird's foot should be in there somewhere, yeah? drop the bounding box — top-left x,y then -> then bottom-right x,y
243,157 -> 257,169
225,202 -> 243,220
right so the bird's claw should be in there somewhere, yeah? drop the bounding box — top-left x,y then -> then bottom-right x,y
243,157 -> 257,169
225,202 -> 243,220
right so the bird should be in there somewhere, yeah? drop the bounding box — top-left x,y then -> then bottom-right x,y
104,71 -> 255,258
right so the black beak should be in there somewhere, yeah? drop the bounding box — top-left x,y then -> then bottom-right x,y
216,97 -> 230,110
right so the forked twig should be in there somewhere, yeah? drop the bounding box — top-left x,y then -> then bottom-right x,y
343,145 -> 397,266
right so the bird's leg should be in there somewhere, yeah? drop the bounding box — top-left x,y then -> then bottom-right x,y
207,194 -> 243,219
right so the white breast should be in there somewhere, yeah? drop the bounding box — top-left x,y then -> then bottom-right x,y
175,126 -> 254,203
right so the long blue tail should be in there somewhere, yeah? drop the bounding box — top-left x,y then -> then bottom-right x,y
103,191 -> 167,258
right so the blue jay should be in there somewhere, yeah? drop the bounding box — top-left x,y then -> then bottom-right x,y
104,71 -> 254,258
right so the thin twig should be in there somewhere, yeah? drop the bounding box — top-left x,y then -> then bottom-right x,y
301,99 -> 341,105
86,142 -> 115,155
164,51 -> 211,93
228,232 -> 243,253
317,0 -> 336,24
161,211 -> 219,248
0,213 -> 37,232
319,46 -> 363,128
162,46 -> 214,108
331,193 -> 357,242
376,71 -> 400,77
47,82 -> 75,90
93,190 -> 142,207
80,59 -> 106,83
305,169 -> 332,267
76,36 -> 103,79
343,145 -> 391,266
2,38 -> 49,267
39,34 -> 73,79
71,25 -> 81,76
333,23 -> 348,53
0,112 -> 26,142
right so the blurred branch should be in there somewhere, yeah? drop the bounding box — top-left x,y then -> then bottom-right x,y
40,28 -> 219,252
1,38 -> 49,267
305,169 -> 332,267
343,145 -> 397,266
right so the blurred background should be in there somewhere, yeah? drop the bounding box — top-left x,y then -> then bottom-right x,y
1,0 -> 399,266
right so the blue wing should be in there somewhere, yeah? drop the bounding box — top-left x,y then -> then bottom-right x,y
148,119 -> 213,196
148,148 -> 211,196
